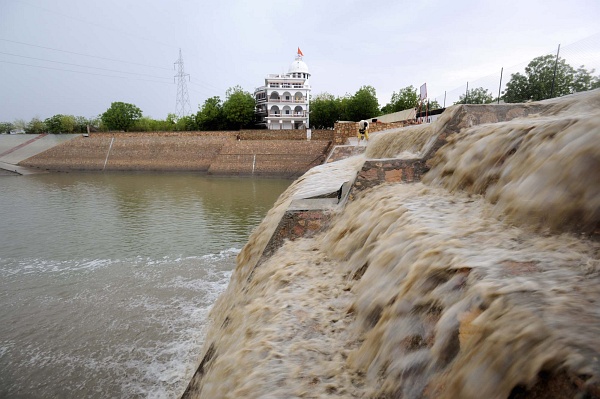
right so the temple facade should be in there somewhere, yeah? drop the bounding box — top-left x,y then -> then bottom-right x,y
254,51 -> 311,130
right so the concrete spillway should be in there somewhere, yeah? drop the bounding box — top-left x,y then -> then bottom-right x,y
183,89 -> 600,398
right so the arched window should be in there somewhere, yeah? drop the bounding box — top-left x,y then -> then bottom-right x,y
294,106 -> 304,116
282,106 -> 292,116
269,91 -> 280,101
294,92 -> 303,102
270,105 -> 280,116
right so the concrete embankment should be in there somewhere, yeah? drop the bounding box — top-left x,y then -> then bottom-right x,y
0,133 -> 78,175
183,90 -> 600,398
15,131 -> 332,177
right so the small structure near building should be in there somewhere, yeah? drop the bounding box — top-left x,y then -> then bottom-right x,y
254,49 -> 311,130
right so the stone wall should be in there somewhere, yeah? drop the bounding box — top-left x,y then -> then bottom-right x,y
325,145 -> 366,163
333,103 -> 554,198
310,129 -> 335,141
351,158 -> 429,199
90,131 -> 236,138
333,121 -> 412,144
20,133 -> 331,176
239,129 -> 333,141
21,135 -> 228,172
260,210 -> 333,262
90,130 -> 333,141
208,140 -> 330,177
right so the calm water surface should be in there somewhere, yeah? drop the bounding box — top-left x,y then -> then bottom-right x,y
0,172 -> 291,398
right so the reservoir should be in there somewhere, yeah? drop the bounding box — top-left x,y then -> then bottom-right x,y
0,172 -> 291,398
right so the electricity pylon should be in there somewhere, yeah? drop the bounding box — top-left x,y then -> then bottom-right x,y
174,48 -> 191,119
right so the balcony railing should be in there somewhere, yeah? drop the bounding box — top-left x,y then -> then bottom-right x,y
268,112 -> 306,117
267,97 -> 306,103
268,83 -> 307,89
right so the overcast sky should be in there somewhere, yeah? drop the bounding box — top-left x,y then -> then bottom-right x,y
1,0 -> 599,122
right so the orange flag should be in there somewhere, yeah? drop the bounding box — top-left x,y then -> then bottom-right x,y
297,47 -> 304,56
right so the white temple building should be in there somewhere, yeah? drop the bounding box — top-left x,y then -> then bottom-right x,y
254,50 -> 311,130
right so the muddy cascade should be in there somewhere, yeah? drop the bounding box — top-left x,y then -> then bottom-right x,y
183,90 -> 600,398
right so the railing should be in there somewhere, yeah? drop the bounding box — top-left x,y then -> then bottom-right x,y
268,83 -> 308,89
266,98 -> 306,103
268,112 -> 306,117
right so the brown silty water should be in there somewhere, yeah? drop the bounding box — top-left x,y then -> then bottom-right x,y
183,89 -> 600,398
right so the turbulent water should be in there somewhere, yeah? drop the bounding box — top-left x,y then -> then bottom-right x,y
189,90 -> 600,398
0,173 -> 290,398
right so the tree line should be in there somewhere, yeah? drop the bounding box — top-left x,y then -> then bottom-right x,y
0,85 -> 257,134
310,54 -> 599,128
2,53 -> 598,134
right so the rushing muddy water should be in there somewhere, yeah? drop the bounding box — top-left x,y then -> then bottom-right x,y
0,173 -> 291,398
189,90 -> 600,398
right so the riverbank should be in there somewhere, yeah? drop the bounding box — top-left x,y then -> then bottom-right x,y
184,89 -> 600,398
13,131 -> 332,178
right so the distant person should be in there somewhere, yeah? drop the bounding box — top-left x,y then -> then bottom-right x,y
357,120 -> 369,142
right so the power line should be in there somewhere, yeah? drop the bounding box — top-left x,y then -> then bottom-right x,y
0,38 -> 229,95
0,51 -> 173,80
188,86 -> 218,98
189,80 -> 222,93
7,0 -> 256,91
10,0 -> 179,50
0,59 -> 174,84
0,38 -> 172,71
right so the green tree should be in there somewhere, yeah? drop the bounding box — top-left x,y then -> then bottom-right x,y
60,115 -> 76,133
13,119 -> 26,133
45,114 -> 77,133
101,102 -> 143,131
428,100 -> 442,110
455,87 -> 494,104
337,94 -> 352,121
196,96 -> 225,131
0,122 -> 14,134
44,114 -> 64,133
164,113 -> 177,131
176,115 -> 197,131
73,116 -> 97,133
503,54 -> 600,103
345,85 -> 380,122
24,117 -> 46,134
222,86 -> 255,130
381,85 -> 420,114
130,116 -> 154,132
309,92 -> 341,129
573,66 -> 600,92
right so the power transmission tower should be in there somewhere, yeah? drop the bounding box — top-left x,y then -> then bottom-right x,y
174,48 -> 191,119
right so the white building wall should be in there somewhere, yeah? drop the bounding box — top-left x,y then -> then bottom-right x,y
255,54 -> 311,130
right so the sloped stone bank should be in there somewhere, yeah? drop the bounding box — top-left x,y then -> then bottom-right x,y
19,132 -> 331,176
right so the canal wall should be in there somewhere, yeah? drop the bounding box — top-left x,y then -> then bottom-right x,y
182,89 -> 600,398
17,130 -> 332,177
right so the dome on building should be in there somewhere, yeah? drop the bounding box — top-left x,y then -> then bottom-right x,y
288,57 -> 310,75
